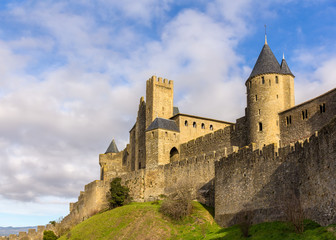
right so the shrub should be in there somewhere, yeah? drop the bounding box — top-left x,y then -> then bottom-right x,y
159,181 -> 192,220
49,220 -> 56,226
43,230 -> 58,240
108,177 -> 130,209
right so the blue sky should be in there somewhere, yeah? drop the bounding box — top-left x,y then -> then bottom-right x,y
0,0 -> 335,227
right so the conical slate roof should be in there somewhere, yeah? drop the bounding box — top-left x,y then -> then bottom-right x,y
280,58 -> 294,76
249,44 -> 281,79
105,139 -> 119,154
146,118 -> 179,132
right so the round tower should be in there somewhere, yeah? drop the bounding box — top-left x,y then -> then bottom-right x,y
246,38 -> 295,149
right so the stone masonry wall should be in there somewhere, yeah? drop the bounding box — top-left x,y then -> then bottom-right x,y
180,123 -> 245,160
279,88 -> 336,146
1,224 -> 56,240
215,116 -> 336,227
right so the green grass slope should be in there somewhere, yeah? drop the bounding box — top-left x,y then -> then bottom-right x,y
59,201 -> 336,240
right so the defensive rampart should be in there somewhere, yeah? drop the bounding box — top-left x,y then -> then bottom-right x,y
1,224 -> 56,240
215,117 -> 336,227
179,118 -> 246,160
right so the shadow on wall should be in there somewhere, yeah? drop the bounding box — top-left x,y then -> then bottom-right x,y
215,117 -> 336,227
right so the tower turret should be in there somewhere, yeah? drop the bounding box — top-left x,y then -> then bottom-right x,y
145,75 -> 174,129
246,40 -> 295,149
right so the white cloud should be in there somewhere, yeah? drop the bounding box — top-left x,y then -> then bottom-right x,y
0,0 -> 335,227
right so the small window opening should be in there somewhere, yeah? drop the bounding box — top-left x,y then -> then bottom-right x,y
302,110 -> 308,119
151,132 -> 154,137
262,76 -> 265,84
193,122 -> 196,128
201,123 -> 205,129
320,103 -> 326,113
184,120 -> 188,126
269,79 -> 271,86
275,76 -> 278,83
259,122 -> 263,131
255,95 -> 258,101
258,109 -> 261,115
286,115 -> 292,125
210,125 -> 213,130
276,94 -> 278,99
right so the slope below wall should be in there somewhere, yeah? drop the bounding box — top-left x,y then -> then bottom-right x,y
215,117 -> 336,227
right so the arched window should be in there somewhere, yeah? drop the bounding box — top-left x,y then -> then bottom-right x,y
275,76 -> 278,83
170,147 -> 179,162
210,125 -> 213,130
193,122 -> 196,128
184,120 -> 188,126
201,123 -> 205,129
262,76 -> 265,84
259,122 -> 263,131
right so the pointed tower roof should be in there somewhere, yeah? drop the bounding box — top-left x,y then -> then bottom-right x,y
248,43 -> 281,80
280,56 -> 294,77
105,139 -> 119,154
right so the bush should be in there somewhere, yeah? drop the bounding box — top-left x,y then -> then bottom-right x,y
159,181 -> 192,220
108,177 -> 130,209
43,230 -> 58,240
49,220 -> 56,226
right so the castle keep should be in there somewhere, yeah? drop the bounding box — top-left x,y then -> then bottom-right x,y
62,38 -> 336,228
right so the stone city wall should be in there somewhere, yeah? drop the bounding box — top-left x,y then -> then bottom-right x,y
279,88 -> 336,146
215,116 -> 336,227
1,224 -> 56,240
62,180 -> 109,228
180,122 -> 245,160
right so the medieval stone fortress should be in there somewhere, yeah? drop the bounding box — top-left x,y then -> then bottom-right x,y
49,36 -> 336,231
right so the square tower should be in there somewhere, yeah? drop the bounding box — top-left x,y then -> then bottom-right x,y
145,76 -> 174,128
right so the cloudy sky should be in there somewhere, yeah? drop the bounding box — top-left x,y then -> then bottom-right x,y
0,0 -> 335,227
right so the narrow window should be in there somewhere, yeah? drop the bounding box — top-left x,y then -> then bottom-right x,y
276,94 -> 278,99
286,116 -> 292,125
201,123 -> 205,129
262,76 -> 265,84
258,109 -> 261,115
302,111 -> 305,119
269,79 -> 271,86
259,122 -> 263,131
255,95 -> 258,101
302,110 -> 308,119
184,120 -> 188,126
210,125 -> 213,130
139,162 -> 141,169
275,76 -> 278,84
320,103 -> 326,113
305,110 -> 308,118
193,122 -> 196,128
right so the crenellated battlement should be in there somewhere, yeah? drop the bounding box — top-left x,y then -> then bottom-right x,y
146,75 -> 173,86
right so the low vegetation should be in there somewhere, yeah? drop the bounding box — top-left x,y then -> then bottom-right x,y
43,230 -> 57,240
108,177 -> 130,209
58,201 -> 336,240
159,183 -> 192,220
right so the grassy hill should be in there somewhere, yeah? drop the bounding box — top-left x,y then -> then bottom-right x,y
58,201 -> 336,240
